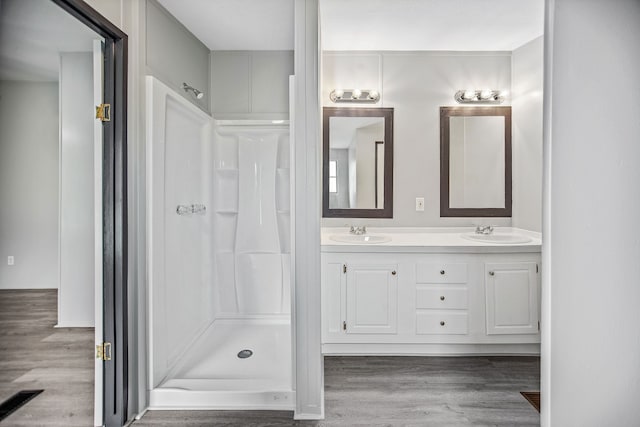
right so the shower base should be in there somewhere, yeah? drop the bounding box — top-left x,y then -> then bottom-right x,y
149,317 -> 294,410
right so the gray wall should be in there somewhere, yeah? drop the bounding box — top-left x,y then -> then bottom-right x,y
512,36 -> 543,232
0,81 -> 59,289
210,50 -> 293,119
543,0 -> 640,425
146,0 -> 210,112
322,52 -> 514,227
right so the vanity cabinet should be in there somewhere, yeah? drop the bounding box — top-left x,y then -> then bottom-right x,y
321,251 -> 541,355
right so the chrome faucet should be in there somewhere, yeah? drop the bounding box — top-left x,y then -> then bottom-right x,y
349,225 -> 367,235
475,225 -> 494,235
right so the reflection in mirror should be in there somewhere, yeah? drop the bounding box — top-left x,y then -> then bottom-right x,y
328,116 -> 384,209
449,116 -> 505,208
441,106 -> 512,217
323,107 -> 393,218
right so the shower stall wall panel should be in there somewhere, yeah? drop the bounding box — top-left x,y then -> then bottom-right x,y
147,77 -> 214,387
213,127 -> 291,317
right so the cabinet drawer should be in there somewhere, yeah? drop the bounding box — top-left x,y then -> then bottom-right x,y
416,312 -> 468,335
416,263 -> 468,283
416,287 -> 468,310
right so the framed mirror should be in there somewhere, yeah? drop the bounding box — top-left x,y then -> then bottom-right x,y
323,107 -> 394,218
440,106 -> 512,217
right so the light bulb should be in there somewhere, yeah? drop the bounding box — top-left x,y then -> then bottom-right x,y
352,89 -> 362,99
463,90 -> 476,100
480,89 -> 492,100
334,89 -> 344,99
368,90 -> 379,100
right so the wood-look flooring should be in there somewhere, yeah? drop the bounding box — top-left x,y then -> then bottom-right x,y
0,290 -> 540,426
0,290 -> 93,426
138,357 -> 540,426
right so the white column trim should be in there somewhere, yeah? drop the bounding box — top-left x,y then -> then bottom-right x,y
541,0 -> 554,425
293,0 -> 324,420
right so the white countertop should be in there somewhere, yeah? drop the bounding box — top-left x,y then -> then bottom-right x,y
321,227 -> 542,253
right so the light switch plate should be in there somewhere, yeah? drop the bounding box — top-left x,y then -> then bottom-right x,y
416,197 -> 425,211
7,256 -> 14,266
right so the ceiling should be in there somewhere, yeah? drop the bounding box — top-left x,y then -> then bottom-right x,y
0,0 -> 99,81
157,0 -> 542,52
0,0 -> 545,82
321,0 -> 544,51
157,0 -> 295,51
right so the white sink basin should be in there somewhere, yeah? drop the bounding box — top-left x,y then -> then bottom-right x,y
462,233 -> 532,244
329,234 -> 392,244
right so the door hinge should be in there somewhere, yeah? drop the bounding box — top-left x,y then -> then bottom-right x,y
343,264 -> 347,274
343,321 -> 347,331
96,342 -> 112,361
538,321 -> 540,331
95,103 -> 111,122
536,264 -> 539,273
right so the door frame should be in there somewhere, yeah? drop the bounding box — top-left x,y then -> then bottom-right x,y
50,1 -> 128,425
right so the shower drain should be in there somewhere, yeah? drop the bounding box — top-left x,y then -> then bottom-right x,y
237,349 -> 253,359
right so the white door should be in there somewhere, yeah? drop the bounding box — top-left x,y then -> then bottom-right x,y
92,39 -> 104,427
485,262 -> 539,335
345,264 -> 398,334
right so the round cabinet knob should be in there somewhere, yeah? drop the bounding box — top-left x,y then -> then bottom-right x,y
440,321 -> 446,326
440,296 -> 445,301
440,270 -> 445,275
391,271 -> 397,276
489,271 -> 495,276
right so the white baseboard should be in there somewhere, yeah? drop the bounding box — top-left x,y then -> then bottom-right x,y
55,322 -> 95,328
322,343 -> 541,356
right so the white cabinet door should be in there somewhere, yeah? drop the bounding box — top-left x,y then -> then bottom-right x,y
322,261 -> 346,337
485,262 -> 539,335
346,264 -> 398,334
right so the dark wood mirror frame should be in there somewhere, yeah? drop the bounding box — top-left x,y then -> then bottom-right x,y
440,106 -> 512,217
323,107 -> 394,218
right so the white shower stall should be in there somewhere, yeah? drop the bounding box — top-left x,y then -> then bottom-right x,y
146,76 -> 294,410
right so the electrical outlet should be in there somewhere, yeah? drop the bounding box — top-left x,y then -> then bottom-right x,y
416,197 -> 425,211
7,256 -> 14,266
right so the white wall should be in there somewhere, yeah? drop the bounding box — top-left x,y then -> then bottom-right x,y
512,36 -> 543,232
0,81 -> 59,289
543,1 -> 640,425
57,53 -> 95,327
322,52 -> 513,227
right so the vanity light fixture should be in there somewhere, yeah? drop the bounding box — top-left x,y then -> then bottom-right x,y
182,82 -> 204,100
330,89 -> 380,104
454,89 -> 504,104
